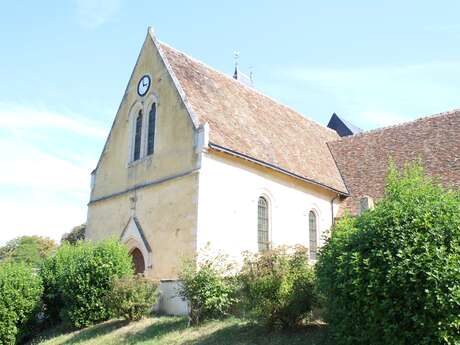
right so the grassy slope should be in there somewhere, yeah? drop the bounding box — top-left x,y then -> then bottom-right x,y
30,317 -> 333,345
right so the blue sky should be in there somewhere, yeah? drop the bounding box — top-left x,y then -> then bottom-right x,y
1,0 -> 459,244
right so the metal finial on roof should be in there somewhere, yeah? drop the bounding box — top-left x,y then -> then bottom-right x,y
233,51 -> 240,79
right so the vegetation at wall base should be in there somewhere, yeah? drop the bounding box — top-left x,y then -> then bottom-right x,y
40,240 -> 134,329
178,251 -> 239,325
316,163 -> 460,345
106,275 -> 158,321
0,261 -> 43,345
239,245 -> 319,330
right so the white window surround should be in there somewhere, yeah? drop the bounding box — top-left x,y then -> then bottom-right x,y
127,94 -> 158,166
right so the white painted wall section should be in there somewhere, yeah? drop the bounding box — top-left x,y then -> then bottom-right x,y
196,151 -> 339,263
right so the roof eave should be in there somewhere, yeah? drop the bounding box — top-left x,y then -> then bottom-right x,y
208,142 -> 349,197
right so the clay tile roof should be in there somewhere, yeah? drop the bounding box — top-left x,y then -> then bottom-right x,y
328,109 -> 460,215
158,42 -> 348,194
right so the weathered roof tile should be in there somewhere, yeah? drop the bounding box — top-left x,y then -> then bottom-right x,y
329,109 -> 460,214
159,42 -> 348,194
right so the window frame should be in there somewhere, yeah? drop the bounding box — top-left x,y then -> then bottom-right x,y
146,102 -> 157,156
128,95 -> 158,166
257,196 -> 271,252
133,109 -> 143,161
308,210 -> 318,260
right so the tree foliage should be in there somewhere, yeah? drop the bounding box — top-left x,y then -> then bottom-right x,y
316,163 -> 460,345
61,224 -> 86,245
0,236 -> 57,267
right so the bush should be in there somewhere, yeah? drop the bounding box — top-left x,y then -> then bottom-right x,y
316,164 -> 460,345
107,275 -> 158,321
239,245 -> 318,330
178,251 -> 238,325
0,262 -> 43,345
40,240 -> 133,328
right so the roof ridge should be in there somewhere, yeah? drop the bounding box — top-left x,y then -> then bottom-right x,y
158,40 -> 339,137
333,108 -> 460,142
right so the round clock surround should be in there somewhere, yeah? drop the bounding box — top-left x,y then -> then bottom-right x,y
137,75 -> 151,97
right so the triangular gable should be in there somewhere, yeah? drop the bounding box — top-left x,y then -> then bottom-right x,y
92,27 -> 200,174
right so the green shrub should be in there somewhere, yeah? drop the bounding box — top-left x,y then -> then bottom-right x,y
239,245 -> 318,330
0,262 -> 43,345
40,240 -> 133,328
178,252 -> 238,325
316,164 -> 460,345
107,275 -> 158,321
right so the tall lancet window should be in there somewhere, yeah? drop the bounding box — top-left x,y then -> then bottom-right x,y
147,103 -> 156,155
133,110 -> 143,161
309,211 -> 317,260
258,196 -> 270,252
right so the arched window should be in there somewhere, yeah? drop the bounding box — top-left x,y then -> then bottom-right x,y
309,211 -> 317,260
130,247 -> 145,274
147,103 -> 156,155
258,196 -> 270,252
133,110 -> 143,161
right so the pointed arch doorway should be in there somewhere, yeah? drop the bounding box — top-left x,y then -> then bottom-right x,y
120,216 -> 152,275
130,247 -> 145,274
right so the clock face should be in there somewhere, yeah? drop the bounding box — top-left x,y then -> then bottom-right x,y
137,75 -> 151,97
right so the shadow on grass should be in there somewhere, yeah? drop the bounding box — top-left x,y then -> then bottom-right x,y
182,322 -> 332,345
58,320 -> 130,344
121,317 -> 188,344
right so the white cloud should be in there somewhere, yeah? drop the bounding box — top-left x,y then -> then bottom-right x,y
75,0 -> 122,29
0,103 -> 104,245
0,103 -> 106,138
354,110 -> 408,127
0,194 -> 86,245
0,138 -> 91,192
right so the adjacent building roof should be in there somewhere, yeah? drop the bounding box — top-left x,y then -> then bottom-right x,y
158,42 -> 348,194
328,109 -> 460,215
327,113 -> 362,137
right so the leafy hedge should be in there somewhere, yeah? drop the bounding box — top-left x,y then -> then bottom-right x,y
316,164 -> 460,345
107,275 -> 158,321
239,246 -> 318,329
0,262 -> 43,345
178,252 -> 238,325
40,240 -> 133,328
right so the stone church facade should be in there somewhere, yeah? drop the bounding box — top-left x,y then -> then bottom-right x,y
86,28 -> 460,314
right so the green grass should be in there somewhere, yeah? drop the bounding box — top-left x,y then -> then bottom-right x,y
29,316 -> 333,345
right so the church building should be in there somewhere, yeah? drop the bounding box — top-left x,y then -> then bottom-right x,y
86,28 -> 460,314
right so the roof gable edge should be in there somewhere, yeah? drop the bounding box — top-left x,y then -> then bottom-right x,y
148,28 -> 200,129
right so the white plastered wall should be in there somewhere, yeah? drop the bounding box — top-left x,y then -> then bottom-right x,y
196,151 -> 340,263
